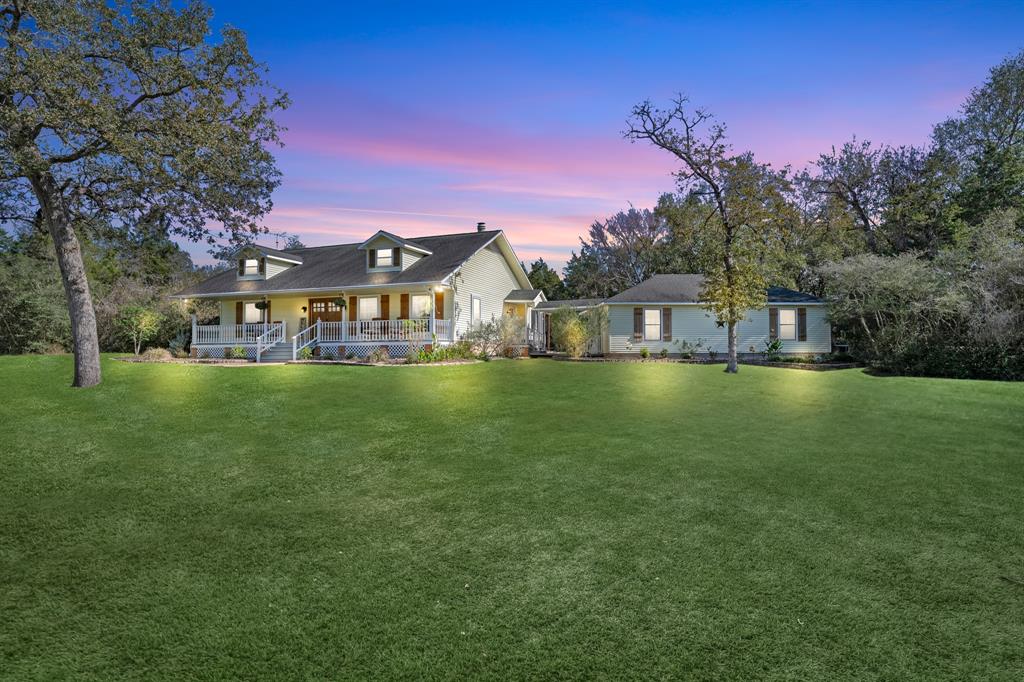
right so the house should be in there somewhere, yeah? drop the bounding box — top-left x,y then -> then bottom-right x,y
532,274 -> 831,357
173,224 -> 545,361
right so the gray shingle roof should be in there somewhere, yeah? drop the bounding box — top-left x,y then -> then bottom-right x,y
604,274 -> 821,304
504,289 -> 544,302
535,298 -> 604,310
234,243 -> 304,263
175,230 -> 501,297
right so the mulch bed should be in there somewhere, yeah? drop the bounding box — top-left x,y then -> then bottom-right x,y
115,356 -> 252,365
287,359 -> 480,367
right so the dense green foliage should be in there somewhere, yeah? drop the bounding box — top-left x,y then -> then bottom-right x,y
555,49 -> 1024,379
1,356 -> 1021,678
0,227 -> 217,354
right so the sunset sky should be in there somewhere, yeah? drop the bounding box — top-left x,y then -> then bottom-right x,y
201,1 -> 1024,269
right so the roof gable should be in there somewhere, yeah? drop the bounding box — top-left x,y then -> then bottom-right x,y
357,230 -> 433,255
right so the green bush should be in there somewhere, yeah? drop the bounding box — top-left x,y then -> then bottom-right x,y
763,338 -> 784,362
658,347 -> 668,359
228,346 -> 247,359
639,347 -> 650,359
298,346 -> 313,360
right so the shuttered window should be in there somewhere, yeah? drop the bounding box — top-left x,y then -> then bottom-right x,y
376,248 -> 393,267
243,302 -> 262,323
240,259 -> 259,276
778,309 -> 796,340
644,309 -> 661,341
358,296 -> 379,320
410,294 -> 431,318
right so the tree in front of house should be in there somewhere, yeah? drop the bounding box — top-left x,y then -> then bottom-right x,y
625,97 -> 795,373
118,305 -> 162,355
526,258 -> 566,300
0,0 -> 288,386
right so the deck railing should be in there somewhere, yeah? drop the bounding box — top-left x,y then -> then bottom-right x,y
193,322 -> 273,345
319,319 -> 452,343
255,322 -> 286,362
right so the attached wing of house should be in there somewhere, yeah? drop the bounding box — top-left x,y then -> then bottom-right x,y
532,274 -> 830,357
173,227 -> 538,361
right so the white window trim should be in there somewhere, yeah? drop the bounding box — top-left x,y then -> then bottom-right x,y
243,301 -> 263,324
410,293 -> 431,319
240,258 -> 260,277
778,308 -> 797,341
358,295 -> 380,321
470,295 -> 482,329
375,248 -> 394,267
643,308 -> 661,341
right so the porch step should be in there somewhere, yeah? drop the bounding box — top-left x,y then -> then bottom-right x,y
258,344 -> 293,362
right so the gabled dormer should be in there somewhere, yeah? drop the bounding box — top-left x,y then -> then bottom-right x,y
357,229 -> 433,273
231,244 -> 303,281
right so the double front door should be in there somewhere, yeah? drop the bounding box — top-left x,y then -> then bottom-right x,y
309,298 -> 344,324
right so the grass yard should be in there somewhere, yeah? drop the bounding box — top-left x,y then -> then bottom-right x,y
1,355 -> 1022,680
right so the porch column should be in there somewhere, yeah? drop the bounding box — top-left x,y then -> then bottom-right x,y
190,314 -> 197,345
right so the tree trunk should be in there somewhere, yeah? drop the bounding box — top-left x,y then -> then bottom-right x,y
726,320 -> 738,373
33,178 -> 102,387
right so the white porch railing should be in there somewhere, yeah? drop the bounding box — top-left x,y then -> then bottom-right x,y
255,322 -> 286,362
290,318 -> 455,359
193,322 -> 275,345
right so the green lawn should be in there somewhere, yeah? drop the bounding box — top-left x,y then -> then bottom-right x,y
1,356 -> 1022,680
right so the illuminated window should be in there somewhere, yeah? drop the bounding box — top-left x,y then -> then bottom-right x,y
471,296 -> 482,328
411,294 -> 431,318
241,258 -> 259,276
644,309 -> 661,341
243,302 -> 262,323
358,296 -> 379,320
375,249 -> 393,267
778,309 -> 796,340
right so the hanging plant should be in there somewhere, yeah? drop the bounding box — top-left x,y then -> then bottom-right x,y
333,297 -> 347,308
254,301 -> 269,310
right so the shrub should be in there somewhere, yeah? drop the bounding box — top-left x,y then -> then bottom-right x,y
228,346 -> 247,359
763,338 -> 784,362
345,351 -> 355,360
118,305 -> 162,355
707,349 -> 719,362
140,347 -> 173,362
298,346 -> 313,360
464,317 -> 525,358
674,338 -> 704,359
658,347 -> 668,359
639,347 -> 650,359
367,346 -> 389,363
168,331 -> 188,358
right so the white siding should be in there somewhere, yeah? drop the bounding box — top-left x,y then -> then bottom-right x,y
452,242 -> 522,338
401,249 -> 423,270
265,258 -> 293,279
606,304 -> 831,355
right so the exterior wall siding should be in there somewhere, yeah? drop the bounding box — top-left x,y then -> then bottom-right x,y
265,259 -> 292,279
606,304 -> 831,355
451,242 -> 522,339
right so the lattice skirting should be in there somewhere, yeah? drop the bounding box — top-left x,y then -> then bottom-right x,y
318,342 -> 420,359
193,344 -> 257,360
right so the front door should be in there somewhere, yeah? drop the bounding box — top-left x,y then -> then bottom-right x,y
308,298 -> 343,324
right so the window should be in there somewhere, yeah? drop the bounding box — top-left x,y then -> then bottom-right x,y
471,295 -> 482,328
410,294 -> 431,318
644,308 -> 661,341
358,296 -> 380,320
778,308 -> 796,340
243,302 -> 262,323
241,258 -> 259,276
375,249 -> 393,267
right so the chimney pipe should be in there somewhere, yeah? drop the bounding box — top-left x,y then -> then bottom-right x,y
476,221 -> 486,232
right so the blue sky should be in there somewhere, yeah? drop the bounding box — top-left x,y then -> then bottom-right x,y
195,1 -> 1024,266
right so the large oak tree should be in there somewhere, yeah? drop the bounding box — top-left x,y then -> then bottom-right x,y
0,0 -> 287,386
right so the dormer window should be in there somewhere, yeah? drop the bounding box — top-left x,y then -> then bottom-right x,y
376,249 -> 394,267
241,258 -> 260,276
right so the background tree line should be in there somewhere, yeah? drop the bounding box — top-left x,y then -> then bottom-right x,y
527,49 -> 1024,378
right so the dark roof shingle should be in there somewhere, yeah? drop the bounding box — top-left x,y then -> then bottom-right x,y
604,274 -> 821,304
176,230 -> 500,297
